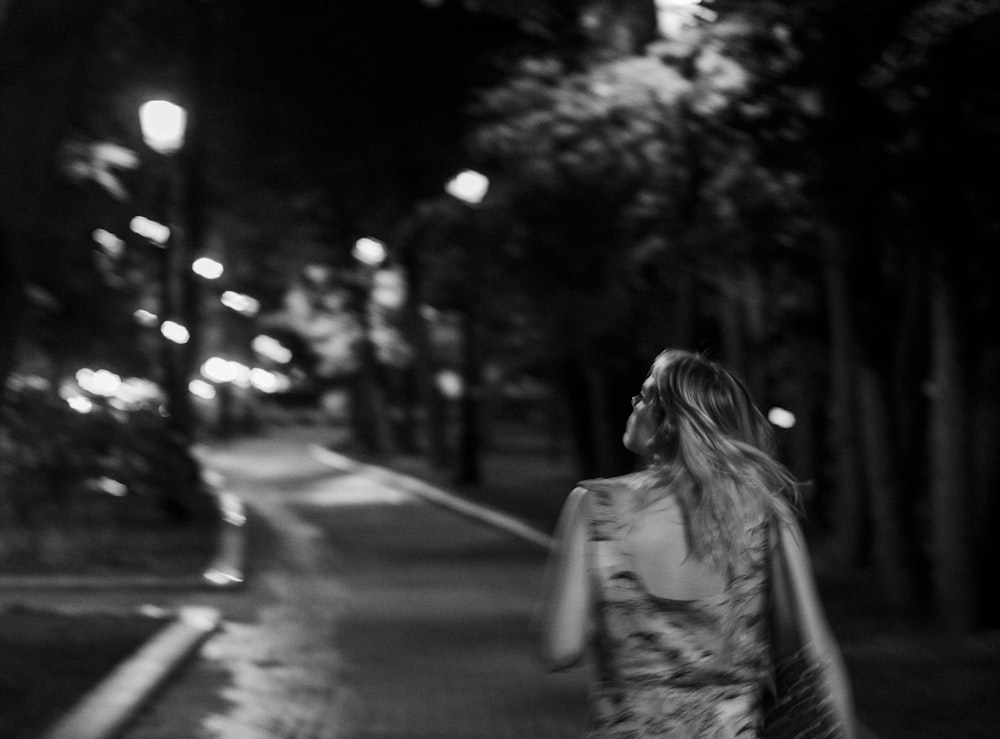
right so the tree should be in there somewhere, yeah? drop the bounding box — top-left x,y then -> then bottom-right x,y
868,2 -> 1000,629
0,0 -> 118,392
465,5 -> 830,479
739,0 -> 1000,627
456,0 -> 1000,632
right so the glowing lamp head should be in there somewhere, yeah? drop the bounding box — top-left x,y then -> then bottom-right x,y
445,170 -> 489,204
139,100 -> 187,154
353,237 -> 387,267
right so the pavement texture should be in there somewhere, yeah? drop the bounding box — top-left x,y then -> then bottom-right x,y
117,427 -> 590,738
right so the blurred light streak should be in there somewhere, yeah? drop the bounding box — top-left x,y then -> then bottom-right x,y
201,357 -> 237,383
115,378 -> 161,407
161,320 -> 190,344
353,237 -> 387,266
192,257 -> 224,279
202,567 -> 243,586
249,367 -> 289,393
372,268 -> 406,309
5,374 -> 50,391
189,379 -> 217,400
180,606 -> 223,630
230,362 -> 251,388
94,477 -> 128,497
92,228 -> 125,258
219,491 -> 247,527
252,335 -> 293,364
76,368 -> 122,397
134,308 -> 159,326
436,369 -> 463,399
220,291 -> 260,316
130,215 -> 170,246
66,395 -> 94,413
139,604 -> 171,619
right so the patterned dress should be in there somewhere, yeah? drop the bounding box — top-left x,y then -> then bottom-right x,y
581,472 -> 771,739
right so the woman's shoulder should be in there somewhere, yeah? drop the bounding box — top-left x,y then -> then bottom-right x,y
576,470 -> 652,497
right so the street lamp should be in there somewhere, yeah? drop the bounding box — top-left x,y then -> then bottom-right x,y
139,98 -> 191,437
349,237 -> 396,454
352,237 -> 387,267
445,169 -> 489,205
139,100 -> 187,155
444,169 -> 490,484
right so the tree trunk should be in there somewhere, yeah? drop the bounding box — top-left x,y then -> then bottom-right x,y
742,265 -> 767,401
456,310 -> 481,484
972,346 -> 1000,625
822,231 -> 867,565
356,315 -> 395,457
561,356 -> 613,479
927,268 -> 976,631
158,157 -> 195,439
419,323 -> 449,467
0,221 -> 21,393
719,282 -> 744,377
398,232 -> 448,466
856,362 -> 919,615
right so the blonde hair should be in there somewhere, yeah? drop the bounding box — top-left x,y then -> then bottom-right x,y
645,349 -> 798,568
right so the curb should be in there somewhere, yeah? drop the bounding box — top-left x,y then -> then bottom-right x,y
308,444 -> 554,550
0,471 -> 245,739
40,606 -> 222,739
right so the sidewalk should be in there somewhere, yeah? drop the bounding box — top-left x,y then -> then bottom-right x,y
305,448 -> 590,738
121,427 -> 590,738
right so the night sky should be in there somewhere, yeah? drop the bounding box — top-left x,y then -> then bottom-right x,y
204,1 -> 543,216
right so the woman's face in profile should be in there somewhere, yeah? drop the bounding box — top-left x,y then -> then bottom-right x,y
623,374 -> 661,456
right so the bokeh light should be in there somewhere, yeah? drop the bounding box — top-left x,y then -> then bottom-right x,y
192,257 -> 224,280
353,237 -> 387,266
160,320 -> 190,344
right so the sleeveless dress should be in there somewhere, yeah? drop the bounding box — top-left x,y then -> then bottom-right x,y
580,472 -> 771,739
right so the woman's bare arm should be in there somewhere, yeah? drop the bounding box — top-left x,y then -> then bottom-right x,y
780,516 -> 858,739
533,486 -> 591,671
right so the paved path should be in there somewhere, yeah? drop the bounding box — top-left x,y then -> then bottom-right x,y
121,429 -> 589,738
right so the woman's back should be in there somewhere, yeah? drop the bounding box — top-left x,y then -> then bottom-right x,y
582,472 -> 771,738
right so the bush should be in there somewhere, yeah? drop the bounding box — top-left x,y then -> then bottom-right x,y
0,386 -> 219,575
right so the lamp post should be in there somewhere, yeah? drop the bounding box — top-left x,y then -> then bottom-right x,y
445,169 -> 489,484
350,237 -> 396,454
139,99 -> 192,438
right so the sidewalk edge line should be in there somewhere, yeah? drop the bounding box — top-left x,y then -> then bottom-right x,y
40,606 -> 222,739
308,445 -> 554,550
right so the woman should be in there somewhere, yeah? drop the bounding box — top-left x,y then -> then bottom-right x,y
535,349 -> 854,738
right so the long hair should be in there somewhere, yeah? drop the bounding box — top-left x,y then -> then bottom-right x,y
645,349 -> 798,569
